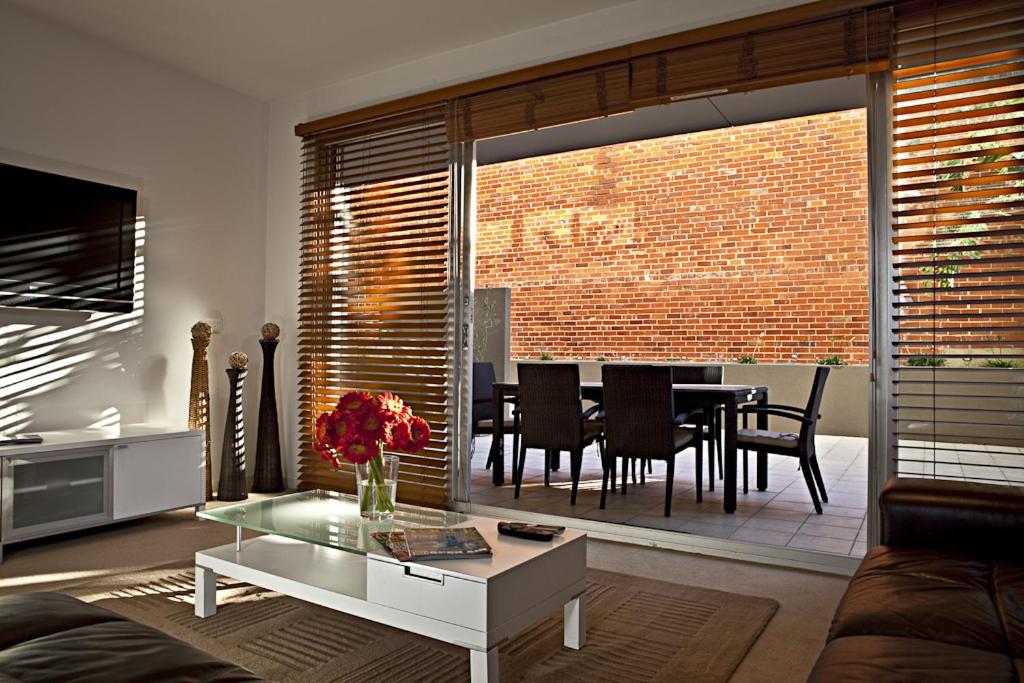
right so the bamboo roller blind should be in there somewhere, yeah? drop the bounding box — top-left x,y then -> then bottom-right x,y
889,0 -> 1024,483
450,6 -> 891,142
298,104 -> 454,508
630,7 -> 892,106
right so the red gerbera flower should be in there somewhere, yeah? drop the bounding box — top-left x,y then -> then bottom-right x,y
343,435 -> 378,465
314,412 -> 334,450
407,416 -> 431,452
377,392 -> 411,423
391,419 -> 413,451
358,407 -> 389,443
331,410 -> 358,446
338,390 -> 374,417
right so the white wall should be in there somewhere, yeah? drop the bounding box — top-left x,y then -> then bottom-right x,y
0,4 -> 269,487
265,0 -> 809,486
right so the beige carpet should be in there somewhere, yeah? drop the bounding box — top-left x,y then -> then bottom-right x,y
65,561 -> 778,683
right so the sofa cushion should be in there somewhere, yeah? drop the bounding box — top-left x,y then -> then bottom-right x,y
995,562 -> 1024,659
808,635 -> 1016,683
828,545 -> 1008,653
0,593 -> 264,683
0,592 -> 120,650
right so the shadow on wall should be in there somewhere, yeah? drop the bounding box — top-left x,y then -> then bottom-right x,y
0,220 -> 152,434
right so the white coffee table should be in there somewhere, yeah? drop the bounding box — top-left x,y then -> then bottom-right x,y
195,490 -> 586,682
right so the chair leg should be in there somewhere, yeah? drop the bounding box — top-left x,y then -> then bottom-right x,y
800,455 -> 823,514
810,455 -> 828,503
570,449 -> 583,506
647,459 -> 653,475
716,409 -> 724,480
707,433 -> 715,493
621,456 -> 628,495
611,454 -> 617,494
741,450 -> 749,493
695,442 -> 702,504
640,459 -> 646,485
600,445 -> 610,510
544,449 -> 550,487
514,441 -> 527,499
508,436 -> 515,485
631,458 -> 637,484
511,424 -> 519,478
665,455 -> 675,516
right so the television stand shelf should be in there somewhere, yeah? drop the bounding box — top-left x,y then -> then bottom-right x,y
0,424 -> 205,563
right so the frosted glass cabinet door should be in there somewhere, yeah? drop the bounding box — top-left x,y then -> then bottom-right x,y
3,451 -> 108,537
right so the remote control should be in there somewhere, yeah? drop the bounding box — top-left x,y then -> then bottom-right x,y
498,522 -> 560,541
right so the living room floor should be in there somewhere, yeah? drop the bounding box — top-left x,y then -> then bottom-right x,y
471,434 -> 869,557
0,500 -> 847,683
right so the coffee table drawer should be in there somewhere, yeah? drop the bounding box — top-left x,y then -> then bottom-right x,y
367,558 -> 487,631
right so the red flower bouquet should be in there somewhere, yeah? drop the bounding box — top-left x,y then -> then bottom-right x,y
314,391 -> 430,517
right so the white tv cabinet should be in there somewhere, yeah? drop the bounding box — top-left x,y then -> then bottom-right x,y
0,425 -> 205,563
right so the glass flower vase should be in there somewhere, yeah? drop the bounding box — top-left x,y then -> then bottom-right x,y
355,449 -> 399,520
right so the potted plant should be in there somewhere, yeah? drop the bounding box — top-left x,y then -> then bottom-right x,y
314,391 -> 430,520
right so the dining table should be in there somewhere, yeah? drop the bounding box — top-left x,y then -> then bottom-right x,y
488,381 -> 769,514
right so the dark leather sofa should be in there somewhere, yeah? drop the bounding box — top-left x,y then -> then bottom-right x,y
0,592 -> 265,682
809,477 -> 1024,682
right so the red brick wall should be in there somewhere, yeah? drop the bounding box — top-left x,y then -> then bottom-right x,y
475,109 -> 869,364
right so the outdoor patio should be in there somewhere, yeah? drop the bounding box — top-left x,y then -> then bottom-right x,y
470,433 -> 869,557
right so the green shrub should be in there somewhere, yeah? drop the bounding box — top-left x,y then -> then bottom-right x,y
736,355 -> 758,365
816,355 -> 846,366
982,359 -> 1020,368
539,352 -> 553,361
906,357 -> 947,367
595,356 -> 607,362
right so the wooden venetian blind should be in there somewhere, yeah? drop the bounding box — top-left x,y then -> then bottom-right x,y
890,0 -> 1024,484
452,62 -> 632,142
631,7 -> 892,105
298,104 -> 454,508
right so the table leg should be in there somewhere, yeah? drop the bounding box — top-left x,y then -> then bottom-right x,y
724,401 -> 737,514
550,449 -> 561,471
470,647 -> 499,683
491,388 -> 505,486
194,565 -> 217,618
564,594 -> 586,650
756,392 -> 769,492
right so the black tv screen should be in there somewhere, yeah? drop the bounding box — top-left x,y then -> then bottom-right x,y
0,162 -> 137,313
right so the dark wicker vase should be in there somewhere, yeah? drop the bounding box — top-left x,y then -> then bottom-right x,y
217,367 -> 248,501
252,338 -> 284,492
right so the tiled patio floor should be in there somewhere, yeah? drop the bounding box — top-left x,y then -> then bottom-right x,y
470,433 -> 869,558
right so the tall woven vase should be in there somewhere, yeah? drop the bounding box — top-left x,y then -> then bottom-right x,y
217,365 -> 249,501
252,337 -> 284,492
187,326 -> 213,501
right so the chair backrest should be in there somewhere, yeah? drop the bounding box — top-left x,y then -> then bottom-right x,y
472,362 -> 497,423
517,363 -> 583,451
800,366 -> 831,442
671,365 -> 723,385
602,364 -> 675,461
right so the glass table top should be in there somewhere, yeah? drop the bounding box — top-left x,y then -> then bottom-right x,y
198,490 -> 471,555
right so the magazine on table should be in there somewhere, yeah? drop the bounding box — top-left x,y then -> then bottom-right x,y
372,527 -> 492,562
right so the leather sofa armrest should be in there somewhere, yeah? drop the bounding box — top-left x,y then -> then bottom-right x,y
880,477 -> 1024,556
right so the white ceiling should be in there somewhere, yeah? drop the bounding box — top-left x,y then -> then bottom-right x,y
2,0 -> 634,101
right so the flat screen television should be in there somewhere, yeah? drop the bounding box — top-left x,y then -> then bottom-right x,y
0,162 -> 137,313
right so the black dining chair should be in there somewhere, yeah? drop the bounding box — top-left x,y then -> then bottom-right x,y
737,366 -> 830,513
472,362 -> 518,470
600,364 -> 704,516
671,365 -> 724,490
514,363 -> 605,505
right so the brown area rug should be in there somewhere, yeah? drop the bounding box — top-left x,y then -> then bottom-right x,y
65,562 -> 777,682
